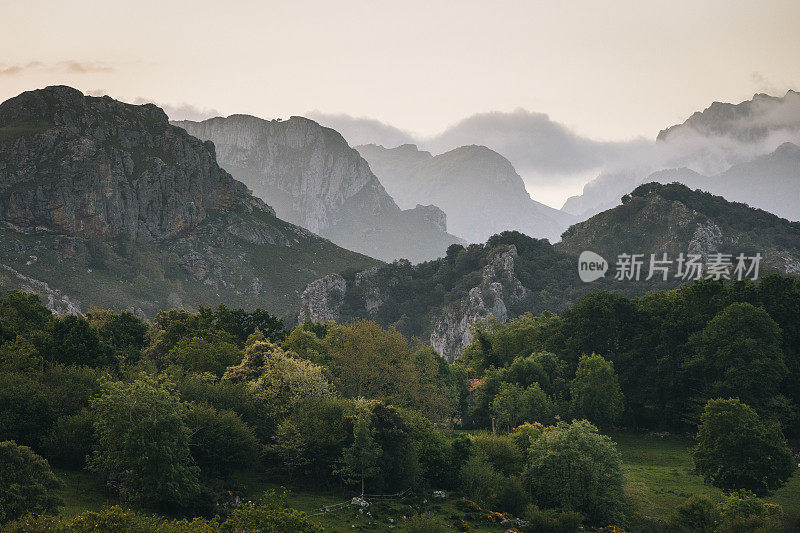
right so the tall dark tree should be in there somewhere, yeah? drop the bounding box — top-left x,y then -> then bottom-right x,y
692,398 -> 795,496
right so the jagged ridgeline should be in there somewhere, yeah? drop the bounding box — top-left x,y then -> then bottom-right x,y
300,183 -> 800,361
173,115 -> 463,263
0,86 -> 379,317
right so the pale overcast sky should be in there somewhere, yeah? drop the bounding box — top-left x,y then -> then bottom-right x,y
1,0 -> 798,141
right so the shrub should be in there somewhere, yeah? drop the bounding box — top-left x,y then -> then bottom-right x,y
459,457 -> 505,507
495,475 -> 529,517
716,490 -> 785,533
524,505 -> 583,533
670,494 -> 719,533
403,512 -> 448,532
220,491 -> 322,532
524,420 -> 625,525
470,433 -> 524,476
0,441 -> 62,524
2,513 -> 63,532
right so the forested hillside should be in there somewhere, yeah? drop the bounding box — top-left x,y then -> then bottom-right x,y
2,276 -> 798,530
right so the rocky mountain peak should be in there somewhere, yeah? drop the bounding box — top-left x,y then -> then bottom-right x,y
175,114 -> 461,262
0,86 -> 270,242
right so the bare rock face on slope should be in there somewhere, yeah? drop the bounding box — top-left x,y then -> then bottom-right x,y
0,86 -> 269,241
174,115 -> 461,262
429,245 -> 530,361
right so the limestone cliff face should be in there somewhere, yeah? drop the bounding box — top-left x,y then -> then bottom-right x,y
174,115 -> 390,233
174,116 -> 461,262
429,245 -> 529,361
0,86 -> 269,241
298,274 -> 347,324
299,244 -> 530,361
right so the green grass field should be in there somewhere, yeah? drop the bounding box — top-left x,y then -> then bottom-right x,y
610,431 -> 800,525
51,431 -> 800,531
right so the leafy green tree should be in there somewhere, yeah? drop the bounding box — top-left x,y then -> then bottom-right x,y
0,441 -> 62,524
44,408 -> 95,468
525,420 -> 626,525
692,398 -> 795,495
0,291 -> 52,343
689,303 -> 786,412
270,418 -> 311,482
46,315 -> 112,367
324,320 -> 413,399
86,309 -> 148,364
183,403 -> 261,477
569,354 -> 624,428
338,402 -> 381,496
88,376 -> 200,507
560,291 -> 643,368
235,342 -> 335,427
167,336 -> 243,377
268,397 -> 350,481
0,335 -> 44,373
491,383 -> 524,432
0,372 -> 57,450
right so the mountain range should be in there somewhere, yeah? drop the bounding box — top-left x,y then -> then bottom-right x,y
355,143 -> 574,243
1,85 -> 799,356
174,115 -> 462,263
562,90 -> 800,219
300,182 -> 800,360
0,86 -> 378,317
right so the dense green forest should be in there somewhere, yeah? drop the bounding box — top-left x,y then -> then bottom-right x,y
1,277 -> 799,531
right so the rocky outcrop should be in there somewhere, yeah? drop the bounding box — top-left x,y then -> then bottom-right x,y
298,274 -> 347,323
174,115 -> 461,262
430,245 -> 529,361
0,86 -> 270,241
410,204 -> 448,233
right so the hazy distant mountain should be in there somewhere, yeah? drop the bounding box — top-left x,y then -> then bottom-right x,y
649,142 -> 800,221
175,116 -> 461,263
300,182 -> 800,359
562,90 -> 800,219
356,143 -> 574,243
658,90 -> 800,142
0,86 -> 378,316
565,142 -> 800,221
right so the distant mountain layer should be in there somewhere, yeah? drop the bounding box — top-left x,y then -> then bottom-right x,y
300,183 -> 800,360
355,143 -> 574,243
649,142 -> 800,221
563,90 -> 800,220
564,142 -> 800,222
174,116 -> 461,263
0,86 -> 379,317
658,90 -> 800,142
